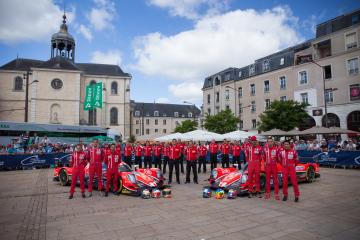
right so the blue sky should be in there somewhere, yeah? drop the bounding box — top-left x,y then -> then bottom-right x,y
1,0 -> 360,107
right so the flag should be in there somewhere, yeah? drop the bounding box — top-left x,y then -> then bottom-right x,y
93,82 -> 103,109
84,85 -> 94,110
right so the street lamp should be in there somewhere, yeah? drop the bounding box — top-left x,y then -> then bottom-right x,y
23,71 -> 38,122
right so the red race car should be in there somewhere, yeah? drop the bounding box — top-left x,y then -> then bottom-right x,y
208,161 -> 320,195
53,157 -> 165,195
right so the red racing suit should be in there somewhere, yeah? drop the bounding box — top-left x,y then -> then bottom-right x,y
278,149 -> 300,197
245,145 -> 263,193
263,146 -> 279,195
88,147 -> 104,192
104,151 -> 121,192
69,151 -> 88,195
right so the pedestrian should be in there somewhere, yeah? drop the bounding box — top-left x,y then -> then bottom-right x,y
162,143 -> 170,174
143,141 -> 153,168
178,140 -> 185,174
197,143 -> 207,173
232,141 -> 242,169
168,139 -> 181,184
245,136 -> 263,198
209,139 -> 219,170
69,144 -> 88,199
124,142 -> 133,167
87,140 -> 103,197
134,143 -> 143,168
154,142 -> 163,170
185,141 -> 198,184
104,144 -> 121,197
221,139 -> 231,168
264,137 -> 280,200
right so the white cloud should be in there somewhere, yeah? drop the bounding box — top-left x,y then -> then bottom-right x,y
155,97 -> 170,103
168,82 -> 203,102
78,24 -> 93,41
88,0 -> 115,31
90,50 -> 122,65
0,0 -> 74,43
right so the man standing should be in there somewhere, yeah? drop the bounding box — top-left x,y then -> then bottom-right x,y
185,141 -> 198,184
209,139 -> 219,171
162,143 -> 170,174
143,141 -> 153,168
154,142 -> 163,170
278,141 -> 300,202
220,139 -> 231,168
198,143 -> 207,173
232,141 -> 242,170
168,139 -> 181,184
104,144 -> 121,197
88,140 -> 103,197
134,143 -> 143,168
124,142 -> 133,167
69,144 -> 88,199
245,136 -> 263,198
178,140 -> 185,174
264,138 -> 280,200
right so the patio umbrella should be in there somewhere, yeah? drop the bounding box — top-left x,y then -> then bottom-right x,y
154,132 -> 187,142
326,127 -> 360,134
299,126 -> 334,135
260,129 -> 288,136
286,129 -> 302,135
182,130 -> 223,141
222,130 -> 254,140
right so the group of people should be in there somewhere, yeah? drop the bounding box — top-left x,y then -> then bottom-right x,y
292,138 -> 359,151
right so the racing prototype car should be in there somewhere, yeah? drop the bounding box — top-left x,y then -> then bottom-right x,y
53,157 -> 165,195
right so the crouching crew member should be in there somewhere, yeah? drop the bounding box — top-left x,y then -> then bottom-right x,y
264,138 -> 280,200
168,139 -> 181,184
246,136 -> 263,198
69,144 -> 88,199
104,144 -> 121,197
232,141 -> 242,169
279,141 -> 300,202
88,140 -> 103,197
221,139 -> 231,168
134,143 -> 143,168
198,143 -> 207,173
124,142 -> 133,167
209,139 -> 218,170
154,142 -> 163,170
185,141 -> 198,184
144,141 -> 153,168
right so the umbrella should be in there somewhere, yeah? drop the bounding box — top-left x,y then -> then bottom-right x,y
154,132 -> 187,142
286,129 -> 302,135
326,127 -> 360,134
182,130 -> 223,141
222,130 -> 254,140
260,129 -> 288,136
299,126 -> 335,135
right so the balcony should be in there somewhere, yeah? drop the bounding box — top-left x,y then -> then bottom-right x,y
296,54 -> 313,65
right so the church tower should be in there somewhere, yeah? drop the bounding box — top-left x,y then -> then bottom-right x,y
51,13 -> 75,62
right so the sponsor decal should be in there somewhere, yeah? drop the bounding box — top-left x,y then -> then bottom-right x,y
20,155 -> 46,166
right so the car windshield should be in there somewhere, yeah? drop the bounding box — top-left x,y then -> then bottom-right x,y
119,162 -> 132,172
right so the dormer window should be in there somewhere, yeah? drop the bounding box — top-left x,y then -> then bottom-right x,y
249,64 -> 255,76
134,111 -> 140,117
174,112 -> 179,117
280,57 -> 285,65
188,112 -> 193,118
154,111 -> 159,117
215,76 -> 221,85
238,71 -> 242,78
262,60 -> 270,72
225,73 -> 231,81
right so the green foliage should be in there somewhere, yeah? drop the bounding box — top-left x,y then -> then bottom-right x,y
174,120 -> 197,133
258,100 -> 309,132
203,109 -> 240,134
128,135 -> 136,143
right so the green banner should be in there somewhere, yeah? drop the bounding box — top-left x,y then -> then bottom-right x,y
93,82 -> 103,109
84,85 -> 94,111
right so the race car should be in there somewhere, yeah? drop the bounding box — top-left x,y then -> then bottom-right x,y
208,161 -> 320,195
53,157 -> 165,195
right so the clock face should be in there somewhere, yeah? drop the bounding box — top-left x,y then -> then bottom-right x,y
51,79 -> 63,89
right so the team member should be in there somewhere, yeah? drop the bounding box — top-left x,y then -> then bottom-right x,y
104,144 -> 121,197
220,139 -> 231,168
278,141 -> 300,202
198,143 -> 207,173
115,141 -> 122,157
87,140 -> 103,197
209,139 -> 219,170
143,141 -> 153,168
185,141 -> 198,184
178,140 -> 185,174
245,136 -> 263,198
264,138 -> 280,200
168,139 -> 181,184
69,144 -> 88,199
162,143 -> 170,174
154,142 -> 163,170
232,141 -> 242,169
134,143 -> 143,168
124,142 -> 133,167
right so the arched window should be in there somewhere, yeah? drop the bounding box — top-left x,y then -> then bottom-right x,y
347,111 -> 360,132
110,107 -> 118,125
322,113 -> 340,127
90,80 -> 96,85
299,115 -> 316,131
111,81 -> 118,94
50,104 -> 61,123
14,76 -> 23,91
154,111 -> 159,117
89,109 -> 97,125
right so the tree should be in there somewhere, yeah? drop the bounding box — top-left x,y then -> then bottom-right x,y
174,120 -> 197,133
204,109 -> 239,134
258,100 -> 309,132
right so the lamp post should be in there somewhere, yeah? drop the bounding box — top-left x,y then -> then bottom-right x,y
23,71 -> 38,122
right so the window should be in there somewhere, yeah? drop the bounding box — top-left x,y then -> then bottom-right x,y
300,93 -> 309,104
175,121 -> 179,126
352,15 -> 359,25
345,32 -> 357,50
110,107 -> 118,125
188,112 -> 192,118
146,119 -> 150,125
215,76 -> 221,85
262,60 -> 270,72
239,103 -> 242,113
163,119 -> 166,125
226,105 -> 230,110
174,112 -> 179,117
135,111 -> 140,117
154,111 -> 159,117
324,65 -> 332,80
163,113 -> 167,117
280,57 -> 285,65
155,119 -> 158,125
207,108 -> 211,115
325,89 -> 333,103
90,80 -> 96,85
88,109 -> 97,125
265,99 -> 271,109
264,80 -> 270,93
216,92 -> 220,102
155,129 -> 158,133
348,58 -> 359,75
207,94 -> 211,104
238,87 -> 243,98
239,120 -> 243,130
251,101 -> 256,112
252,119 -> 257,129
135,120 -> 139,124
250,84 -> 256,96
299,71 -> 308,85
146,129 -> 150,135
350,84 -> 360,101
225,73 -> 231,81
225,89 -> 230,100
111,81 -> 118,94
136,129 -> 139,135
280,96 -> 287,101
163,129 -> 166,133
238,71 -> 242,78
216,106 -> 220,113
279,76 -> 286,90
249,64 -> 255,76
14,76 -> 23,91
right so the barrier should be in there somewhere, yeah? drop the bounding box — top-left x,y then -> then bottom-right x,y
298,150 -> 360,167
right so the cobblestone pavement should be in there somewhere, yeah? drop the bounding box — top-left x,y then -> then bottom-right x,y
0,167 -> 359,240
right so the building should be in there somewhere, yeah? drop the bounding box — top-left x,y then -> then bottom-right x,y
131,102 -> 201,137
0,14 -> 132,139
202,9 -> 360,132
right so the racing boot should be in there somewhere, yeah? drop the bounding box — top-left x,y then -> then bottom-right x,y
282,195 -> 288,201
257,192 -> 262,198
265,193 -> 270,199
68,194 -> 73,199
88,192 -> 92,198
104,192 -> 109,197
295,197 -> 299,202
82,193 -> 86,198
275,195 -> 280,200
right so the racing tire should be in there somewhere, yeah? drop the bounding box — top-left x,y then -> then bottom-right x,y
306,166 -> 315,183
59,169 -> 70,186
111,178 -> 123,194
260,174 -> 266,192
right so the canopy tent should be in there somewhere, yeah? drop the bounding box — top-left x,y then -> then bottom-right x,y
182,130 -> 223,141
221,130 -> 254,140
154,132 -> 186,142
137,133 -> 166,142
260,129 -> 288,136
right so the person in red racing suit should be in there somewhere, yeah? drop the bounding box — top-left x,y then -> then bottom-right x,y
278,141 -> 300,202
185,141 -> 198,184
209,140 -> 218,170
124,142 -> 133,167
245,136 -> 263,198
104,144 -> 121,197
220,140 -> 231,168
168,139 -> 181,184
154,142 -> 163,170
264,138 -> 280,200
198,143 -> 207,173
134,143 -> 143,168
162,143 -> 170,174
87,140 -> 104,196
143,141 -> 153,168
69,144 -> 88,199
232,141 -> 242,169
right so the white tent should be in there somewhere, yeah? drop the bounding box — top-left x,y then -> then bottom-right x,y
182,130 -> 223,141
221,130 -> 253,140
154,132 -> 186,142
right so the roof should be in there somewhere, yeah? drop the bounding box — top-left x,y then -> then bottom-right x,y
37,56 -> 80,71
0,58 -> 43,71
133,102 -> 201,118
76,63 -> 131,77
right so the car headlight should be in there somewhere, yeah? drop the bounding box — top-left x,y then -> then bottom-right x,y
127,174 -> 137,184
241,174 -> 248,184
212,169 -> 218,179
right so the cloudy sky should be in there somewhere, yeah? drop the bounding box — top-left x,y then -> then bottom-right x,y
1,0 -> 359,106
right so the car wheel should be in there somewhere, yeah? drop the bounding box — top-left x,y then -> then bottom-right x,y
117,178 -> 123,194
306,166 -> 315,183
59,169 -> 69,186
260,174 -> 266,192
